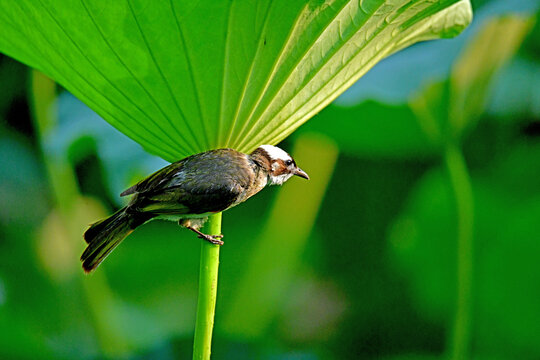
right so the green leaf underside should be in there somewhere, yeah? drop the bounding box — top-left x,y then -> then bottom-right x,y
0,0 -> 471,162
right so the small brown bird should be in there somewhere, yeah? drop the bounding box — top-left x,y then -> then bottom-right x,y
81,145 -> 309,272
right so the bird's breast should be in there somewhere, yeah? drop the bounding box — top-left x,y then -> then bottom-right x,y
230,171 -> 268,207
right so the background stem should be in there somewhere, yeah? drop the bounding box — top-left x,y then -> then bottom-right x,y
193,212 -> 222,360
444,143 -> 474,360
222,133 -> 338,338
31,70 -> 130,357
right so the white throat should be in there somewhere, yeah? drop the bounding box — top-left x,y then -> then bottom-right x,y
268,173 -> 293,186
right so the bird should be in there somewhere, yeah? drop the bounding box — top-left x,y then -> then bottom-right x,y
80,145 -> 309,273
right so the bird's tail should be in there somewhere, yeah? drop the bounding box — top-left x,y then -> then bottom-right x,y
81,208 -> 149,273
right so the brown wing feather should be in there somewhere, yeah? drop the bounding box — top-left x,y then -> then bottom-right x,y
123,149 -> 257,216
120,159 -> 187,197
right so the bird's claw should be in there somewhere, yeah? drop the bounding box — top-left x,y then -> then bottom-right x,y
198,234 -> 224,245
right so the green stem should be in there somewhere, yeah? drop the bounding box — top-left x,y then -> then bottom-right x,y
30,70 -> 129,356
444,143 -> 474,360
193,212 -> 222,360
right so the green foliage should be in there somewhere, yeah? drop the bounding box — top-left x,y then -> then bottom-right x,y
5,1 -> 540,360
0,0 -> 471,161
306,14 -> 532,159
302,100 -> 436,158
389,144 -> 540,359
222,134 -> 339,338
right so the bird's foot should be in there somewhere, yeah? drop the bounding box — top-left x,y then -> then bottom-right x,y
183,223 -> 225,245
198,233 -> 224,245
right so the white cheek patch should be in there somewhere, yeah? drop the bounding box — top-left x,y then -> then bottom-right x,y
259,145 -> 292,162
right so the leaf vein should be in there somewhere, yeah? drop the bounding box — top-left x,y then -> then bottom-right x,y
79,0 -> 187,155
33,0 -> 180,158
217,1 -> 235,146
224,0 -> 274,147
247,1 -> 443,149
127,0 -> 200,155
170,0 -> 210,150
234,0 -> 355,149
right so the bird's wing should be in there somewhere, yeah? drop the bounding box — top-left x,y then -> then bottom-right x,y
127,150 -> 255,215
136,181 -> 242,215
120,160 -> 186,197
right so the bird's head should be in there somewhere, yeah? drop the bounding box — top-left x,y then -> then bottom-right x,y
251,145 -> 309,185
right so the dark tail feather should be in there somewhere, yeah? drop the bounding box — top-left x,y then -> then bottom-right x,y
81,208 -> 148,273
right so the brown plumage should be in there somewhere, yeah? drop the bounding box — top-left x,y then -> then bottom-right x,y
81,145 -> 308,273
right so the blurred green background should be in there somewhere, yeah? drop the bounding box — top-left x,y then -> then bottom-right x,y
1,0 -> 540,359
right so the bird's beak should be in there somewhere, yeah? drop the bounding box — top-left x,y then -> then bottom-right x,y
294,167 -> 310,180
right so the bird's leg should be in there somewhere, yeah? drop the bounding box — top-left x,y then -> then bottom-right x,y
189,226 -> 224,245
179,219 -> 224,245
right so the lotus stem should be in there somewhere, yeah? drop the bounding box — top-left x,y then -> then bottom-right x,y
193,212 -> 222,360
445,143 -> 474,360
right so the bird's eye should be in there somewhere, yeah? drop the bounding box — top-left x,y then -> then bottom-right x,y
285,159 -> 293,166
